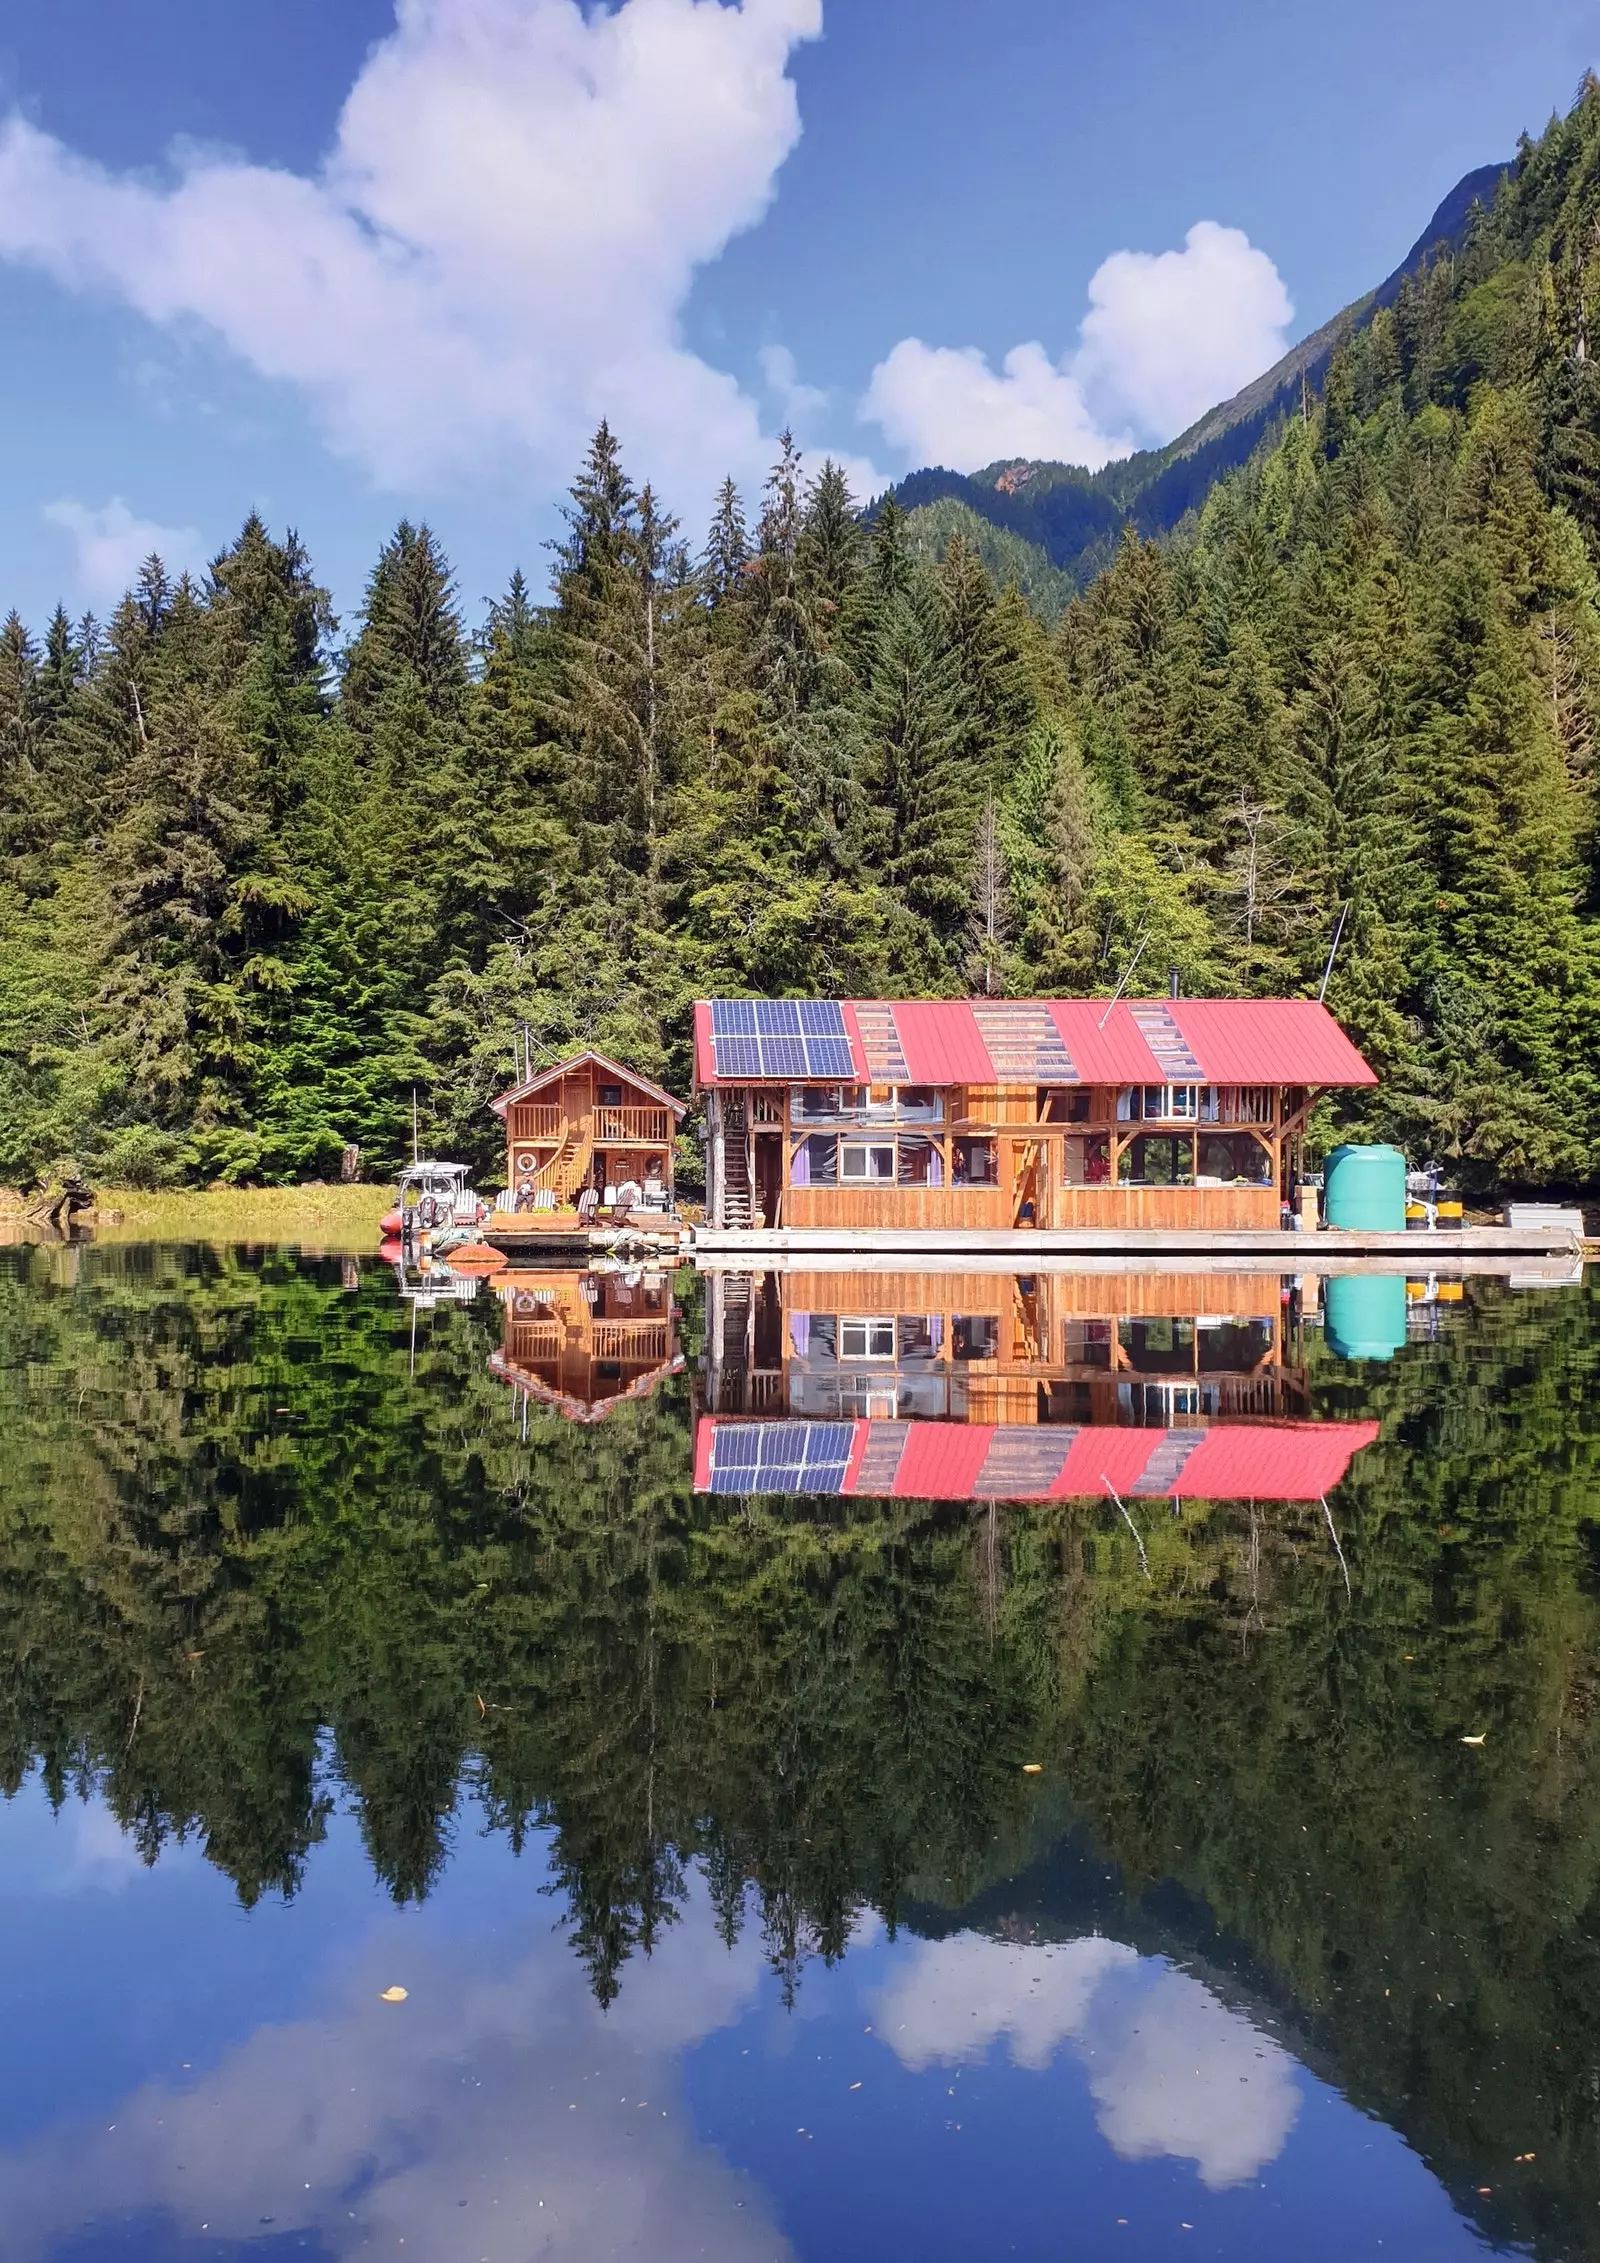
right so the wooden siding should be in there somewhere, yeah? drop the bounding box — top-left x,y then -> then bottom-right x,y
1051,1185 -> 1278,1231
784,1186 -> 1009,1232
779,1270 -> 1282,1319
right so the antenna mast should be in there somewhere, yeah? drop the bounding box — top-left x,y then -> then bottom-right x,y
1317,903 -> 1350,1004
1098,931 -> 1150,1028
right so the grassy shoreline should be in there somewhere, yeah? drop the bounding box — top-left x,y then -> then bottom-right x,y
2,1184 -> 396,1253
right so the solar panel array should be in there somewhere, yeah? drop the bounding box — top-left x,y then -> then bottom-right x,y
706,1420 -> 855,1495
708,999 -> 855,1082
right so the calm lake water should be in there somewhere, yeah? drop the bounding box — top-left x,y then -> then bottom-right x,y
2,1242 -> 1598,2261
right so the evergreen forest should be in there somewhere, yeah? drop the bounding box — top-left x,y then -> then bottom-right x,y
8,88 -> 1600,1193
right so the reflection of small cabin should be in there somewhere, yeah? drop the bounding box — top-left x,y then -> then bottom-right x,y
703,1268 -> 1308,1426
490,1050 -> 685,1216
693,997 -> 1377,1234
489,1267 -> 681,1423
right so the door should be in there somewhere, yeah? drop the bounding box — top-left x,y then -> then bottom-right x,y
755,1133 -> 783,1228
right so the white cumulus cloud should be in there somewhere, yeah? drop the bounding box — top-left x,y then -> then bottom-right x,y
42,497 -> 206,602
874,1931 -> 1300,2191
861,220 -> 1294,474
0,0 -> 822,512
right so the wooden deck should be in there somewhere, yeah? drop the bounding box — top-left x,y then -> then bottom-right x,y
485,1213 -> 688,1257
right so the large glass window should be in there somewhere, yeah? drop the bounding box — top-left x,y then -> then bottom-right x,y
1196,1131 -> 1273,1185
840,1317 -> 896,1360
1118,1133 -> 1196,1185
840,1142 -> 896,1182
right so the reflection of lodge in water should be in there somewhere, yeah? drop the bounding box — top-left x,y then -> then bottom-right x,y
489,1268 -> 682,1424
699,1269 -> 1378,1500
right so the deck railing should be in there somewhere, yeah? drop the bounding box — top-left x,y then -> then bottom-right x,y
595,1105 -> 671,1144
514,1103 -> 564,1139
592,1321 -> 672,1362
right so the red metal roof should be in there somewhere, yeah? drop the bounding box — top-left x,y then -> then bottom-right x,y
693,1001 -> 716,1091
1047,1001 -> 1165,1084
1168,998 -> 1377,1088
691,997 -> 1375,1088
887,1001 -> 997,1086
1048,1426 -> 1165,1499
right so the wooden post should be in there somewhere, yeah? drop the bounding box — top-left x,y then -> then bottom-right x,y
709,1090 -> 725,1230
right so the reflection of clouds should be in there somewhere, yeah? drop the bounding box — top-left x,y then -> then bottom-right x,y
0,1792 -> 199,1900
875,1934 -> 1299,2190
0,1880 -> 785,2262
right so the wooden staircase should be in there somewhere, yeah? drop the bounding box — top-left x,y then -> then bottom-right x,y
722,1094 -> 753,1227
535,1119 -> 593,1206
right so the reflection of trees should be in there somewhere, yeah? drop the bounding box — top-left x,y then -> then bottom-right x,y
5,1250 -> 1600,2250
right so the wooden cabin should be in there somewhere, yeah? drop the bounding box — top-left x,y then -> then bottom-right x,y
489,1266 -> 681,1423
702,1267 -> 1309,1427
692,997 -> 1377,1234
490,1049 -> 685,1218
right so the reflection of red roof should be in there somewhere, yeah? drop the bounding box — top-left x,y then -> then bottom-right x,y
692,999 -> 1375,1089
697,1418 -> 1380,1501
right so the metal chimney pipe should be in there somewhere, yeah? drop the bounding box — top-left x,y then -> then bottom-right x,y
1169,967 -> 1180,998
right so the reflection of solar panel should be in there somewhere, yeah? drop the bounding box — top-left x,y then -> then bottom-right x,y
707,1420 -> 854,1495
708,998 -> 855,1081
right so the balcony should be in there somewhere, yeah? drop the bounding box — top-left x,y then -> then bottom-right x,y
595,1106 -> 671,1144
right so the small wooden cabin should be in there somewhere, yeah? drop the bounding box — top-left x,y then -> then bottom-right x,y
490,1049 -> 684,1215
692,997 -> 1377,1234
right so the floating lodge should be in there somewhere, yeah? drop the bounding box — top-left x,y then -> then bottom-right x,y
692,995 -> 1374,1237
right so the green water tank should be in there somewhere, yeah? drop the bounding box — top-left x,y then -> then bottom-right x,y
1324,1273 -> 1408,1361
1324,1142 -> 1407,1231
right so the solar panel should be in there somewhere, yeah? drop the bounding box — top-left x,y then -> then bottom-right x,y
707,1421 -> 854,1496
709,999 -> 757,1035
760,1036 -> 806,1078
804,1037 -> 855,1079
798,1000 -> 847,1037
754,1000 -> 803,1036
711,1034 -> 760,1078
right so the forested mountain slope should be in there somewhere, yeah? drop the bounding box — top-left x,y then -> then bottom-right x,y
1,85 -> 1599,1192
894,158 -> 1514,597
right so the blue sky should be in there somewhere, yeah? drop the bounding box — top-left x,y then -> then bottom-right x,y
0,0 -> 1593,633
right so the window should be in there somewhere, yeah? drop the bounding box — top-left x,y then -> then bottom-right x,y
793,1084 -> 858,1120
1063,1318 -> 1113,1369
896,1086 -> 942,1121
1119,1085 -> 1199,1122
952,1137 -> 997,1186
841,1317 -> 896,1360
1040,1087 -> 1092,1123
897,1136 -> 944,1186
952,1314 -> 999,1361
598,1083 -> 623,1107
1063,1133 -> 1111,1186
1118,1133 -> 1196,1186
841,1142 -> 896,1181
1196,1132 -> 1273,1185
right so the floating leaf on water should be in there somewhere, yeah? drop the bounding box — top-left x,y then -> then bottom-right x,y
1022,1762 -> 1043,1774
1460,1734 -> 1486,1747
379,1986 -> 408,2003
